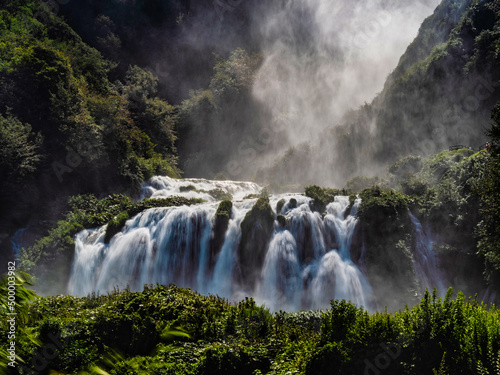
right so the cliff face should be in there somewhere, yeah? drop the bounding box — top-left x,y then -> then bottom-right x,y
370,0 -> 500,163
259,0 -> 500,186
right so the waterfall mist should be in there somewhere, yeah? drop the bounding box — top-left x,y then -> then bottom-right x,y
245,0 -> 442,183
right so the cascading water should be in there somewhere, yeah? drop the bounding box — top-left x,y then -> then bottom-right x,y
11,227 -> 27,258
409,211 -> 446,296
68,177 -> 373,311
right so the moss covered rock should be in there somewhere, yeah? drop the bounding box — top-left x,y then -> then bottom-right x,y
209,200 -> 233,271
104,212 -> 130,243
277,215 -> 287,228
358,187 -> 417,310
237,197 -> 275,290
305,185 -> 345,213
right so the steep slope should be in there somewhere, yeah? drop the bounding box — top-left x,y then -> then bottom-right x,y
372,0 -> 500,162
258,0 -> 500,187
0,1 -> 180,265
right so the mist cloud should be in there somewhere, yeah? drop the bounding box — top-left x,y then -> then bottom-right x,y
251,0 -> 442,149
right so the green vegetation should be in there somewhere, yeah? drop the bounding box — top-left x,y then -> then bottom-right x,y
477,103 -> 500,290
1,277 -> 499,375
305,185 -> 350,213
345,176 -> 384,193
237,196 -> 275,289
177,48 -> 264,178
1,1 -> 500,372
357,187 -> 416,309
0,1 -> 181,264
342,145 -> 491,303
104,211 -> 130,244
20,194 -> 204,294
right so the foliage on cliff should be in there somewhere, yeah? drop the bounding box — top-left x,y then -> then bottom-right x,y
0,1 -> 180,256
1,278 -> 499,375
477,102 -> 500,290
19,194 -> 203,294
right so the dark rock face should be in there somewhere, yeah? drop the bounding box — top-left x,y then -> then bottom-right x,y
349,223 -> 363,266
276,199 -> 286,214
237,197 -> 275,291
358,190 -> 418,310
209,200 -> 233,273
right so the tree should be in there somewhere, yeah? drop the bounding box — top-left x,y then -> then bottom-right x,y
477,103 -> 500,288
0,113 -> 42,184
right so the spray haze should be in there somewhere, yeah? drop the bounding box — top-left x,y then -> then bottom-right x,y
251,0 -> 441,157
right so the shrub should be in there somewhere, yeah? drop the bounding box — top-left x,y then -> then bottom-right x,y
104,211 -> 129,243
305,185 -> 348,213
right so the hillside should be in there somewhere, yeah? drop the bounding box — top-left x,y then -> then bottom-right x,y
259,0 -> 500,186
0,1 -> 180,266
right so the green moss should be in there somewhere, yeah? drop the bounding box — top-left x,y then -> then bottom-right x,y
104,212 -> 130,243
208,188 -> 233,201
277,214 -> 287,227
305,185 -> 350,213
179,184 -> 197,192
216,200 -> 233,218
237,197 -> 275,289
357,187 -> 416,309
208,200 -> 233,273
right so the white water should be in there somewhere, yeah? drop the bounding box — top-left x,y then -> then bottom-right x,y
68,177 -> 372,311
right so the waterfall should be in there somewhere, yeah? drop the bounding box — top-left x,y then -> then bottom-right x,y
11,227 -> 27,258
409,211 -> 446,296
68,177 -> 372,311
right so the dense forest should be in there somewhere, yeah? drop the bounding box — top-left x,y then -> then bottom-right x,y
1,0 -> 500,373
